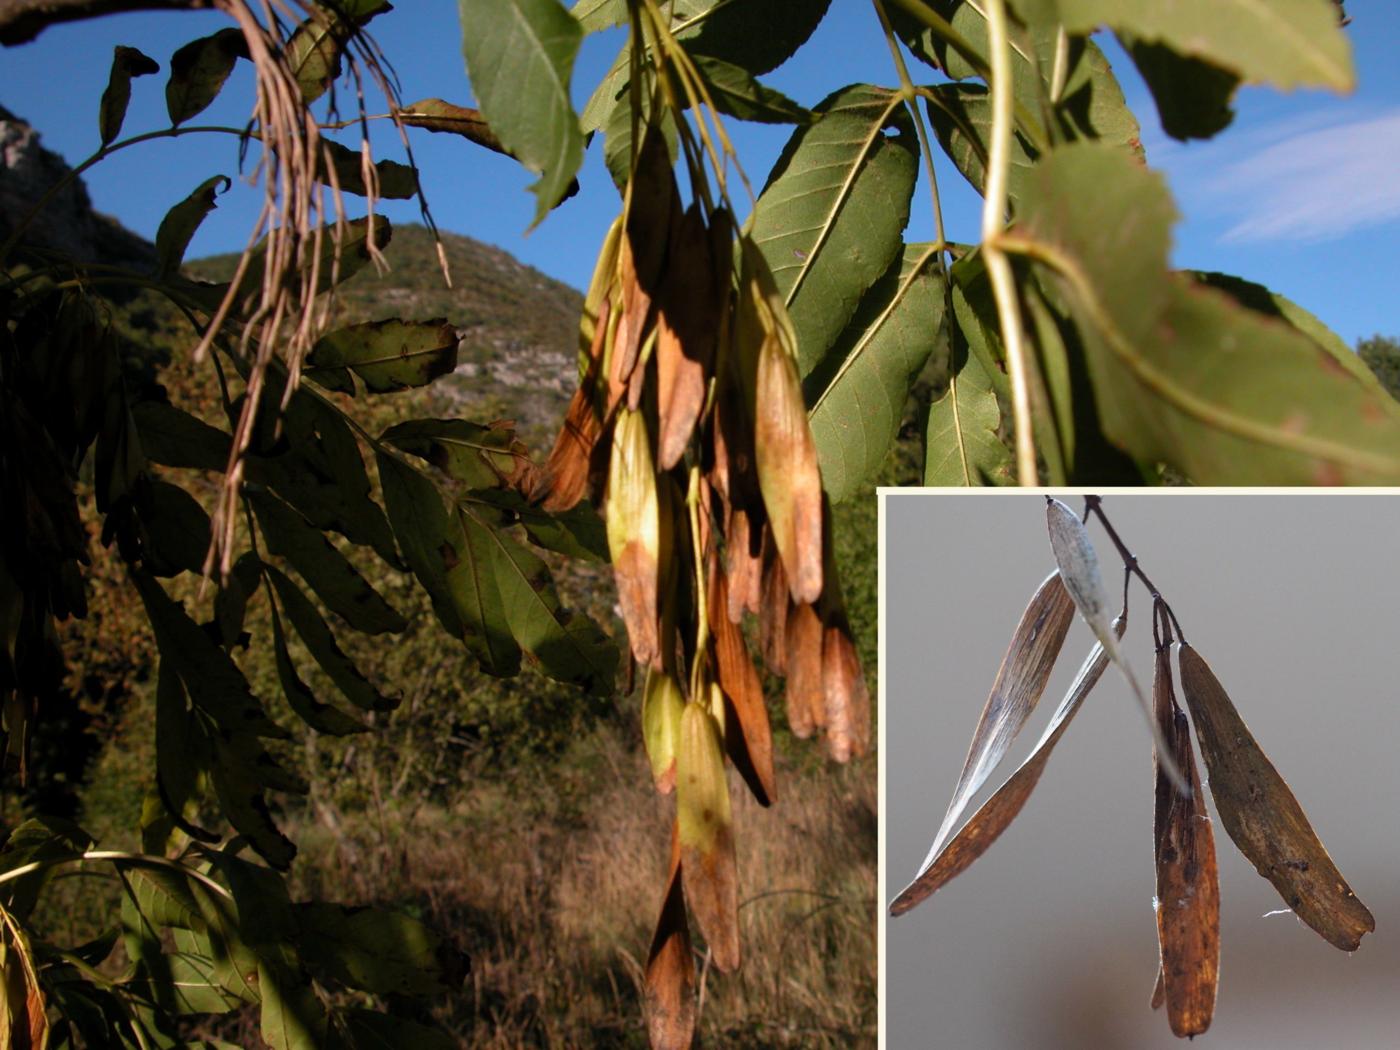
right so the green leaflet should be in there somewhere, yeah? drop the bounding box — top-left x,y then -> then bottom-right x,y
308,320 -> 458,395
459,0 -> 585,226
143,953 -> 245,1016
317,139 -> 419,201
99,45 -> 158,145
375,451 -> 520,675
131,399 -> 231,471
166,27 -> 247,125
571,0 -> 626,32
1010,0 -> 1353,92
690,53 -> 809,125
580,0 -> 829,134
294,902 -> 446,996
924,278 -> 1013,486
265,566 -> 394,712
924,85 -> 1037,208
891,1 -> 1141,153
1190,271 -> 1400,397
154,175 -> 229,281
1020,144 -> 1400,483
671,0 -> 831,76
153,661 -> 219,844
806,244 -> 946,502
269,602 -> 368,736
476,490 -> 609,563
133,570 -> 287,738
284,0 -> 391,103
258,961 -> 327,1050
382,417 -> 532,490
139,478 -> 213,577
1118,33 -> 1239,141
748,84 -> 917,376
208,760 -> 297,870
250,489 -> 405,635
121,863 -> 204,932
0,817 -> 94,921
462,503 -> 617,695
248,387 -> 401,568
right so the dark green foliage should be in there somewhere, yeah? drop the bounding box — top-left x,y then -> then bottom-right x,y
1359,335 -> 1400,400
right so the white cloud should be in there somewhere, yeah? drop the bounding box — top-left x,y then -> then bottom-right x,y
1164,109 -> 1400,244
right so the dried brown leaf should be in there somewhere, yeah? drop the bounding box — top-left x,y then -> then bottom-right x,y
1177,644 -> 1374,951
644,822 -> 696,1050
606,409 -> 661,667
784,600 -> 824,738
656,205 -> 718,468
542,298 -> 610,512
724,506 -> 763,624
754,333 -> 823,604
758,544 -> 789,676
709,562 -> 776,805
1047,498 -> 1187,793
821,620 -> 869,763
1152,647 -> 1219,1038
890,583 -> 1092,917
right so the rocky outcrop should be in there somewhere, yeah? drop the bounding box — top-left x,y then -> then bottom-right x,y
0,104 -> 155,270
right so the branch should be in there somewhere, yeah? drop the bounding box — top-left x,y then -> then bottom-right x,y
0,0 -> 215,46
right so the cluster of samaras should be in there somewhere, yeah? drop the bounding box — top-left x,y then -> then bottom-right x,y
536,128 -> 869,1047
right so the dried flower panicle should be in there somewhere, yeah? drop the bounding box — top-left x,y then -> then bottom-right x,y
893,495 -> 1373,1038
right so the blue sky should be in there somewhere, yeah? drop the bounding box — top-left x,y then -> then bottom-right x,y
1,1 -> 1396,344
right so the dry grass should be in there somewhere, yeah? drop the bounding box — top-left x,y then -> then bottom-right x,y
285,723 -> 875,1048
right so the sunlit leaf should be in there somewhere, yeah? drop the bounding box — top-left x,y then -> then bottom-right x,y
807,243 -> 945,501
308,319 -> 458,395
1011,0 -> 1353,92
748,84 -> 917,375
1020,144 -> 1400,483
689,53 -> 809,124
460,0 -> 585,226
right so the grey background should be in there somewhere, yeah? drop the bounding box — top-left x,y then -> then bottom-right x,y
884,493 -> 1400,1050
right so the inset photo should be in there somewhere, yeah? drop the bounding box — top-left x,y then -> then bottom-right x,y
883,493 -> 1400,1049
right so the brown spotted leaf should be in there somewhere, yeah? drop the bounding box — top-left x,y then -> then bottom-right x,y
1152,646 -> 1219,1038
1177,643 -> 1374,951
